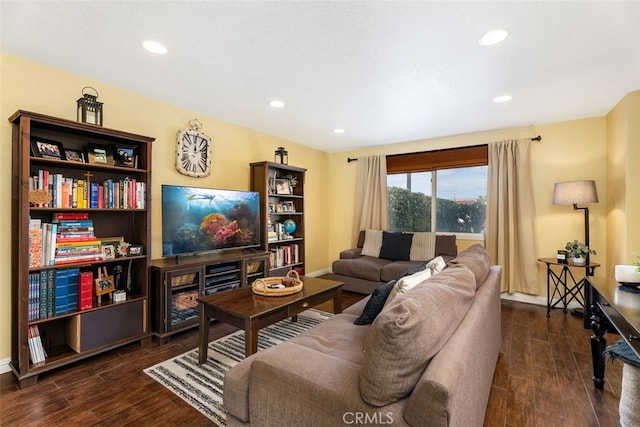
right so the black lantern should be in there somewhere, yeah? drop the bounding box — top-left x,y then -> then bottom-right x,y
274,146 -> 288,164
77,86 -> 103,126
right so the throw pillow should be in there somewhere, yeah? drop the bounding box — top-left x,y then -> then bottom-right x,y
353,280 -> 396,325
359,264 -> 476,406
361,229 -> 384,258
384,267 -> 433,307
409,232 -> 435,261
379,231 -> 413,261
426,256 -> 446,274
447,244 -> 490,289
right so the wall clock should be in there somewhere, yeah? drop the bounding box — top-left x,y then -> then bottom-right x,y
176,119 -> 212,177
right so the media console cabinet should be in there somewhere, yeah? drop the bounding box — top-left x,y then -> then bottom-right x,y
150,250 -> 269,344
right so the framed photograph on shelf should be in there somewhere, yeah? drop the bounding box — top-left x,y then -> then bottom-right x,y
275,179 -> 291,195
64,148 -> 85,163
100,236 -> 124,258
31,138 -> 64,160
101,244 -> 116,260
129,245 -> 143,256
284,201 -> 295,212
87,143 -> 112,165
113,145 -> 137,168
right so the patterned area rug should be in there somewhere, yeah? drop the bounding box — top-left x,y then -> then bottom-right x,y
144,309 -> 331,426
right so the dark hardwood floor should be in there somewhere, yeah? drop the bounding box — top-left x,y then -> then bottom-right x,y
0,295 -> 623,426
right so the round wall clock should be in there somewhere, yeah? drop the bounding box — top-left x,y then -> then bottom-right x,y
176,119 -> 212,177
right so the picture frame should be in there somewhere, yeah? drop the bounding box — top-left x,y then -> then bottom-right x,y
31,138 -> 64,160
100,236 -> 124,258
64,148 -> 86,163
101,244 -> 116,260
284,201 -> 295,212
87,143 -> 112,165
113,144 -> 137,168
129,245 -> 143,256
95,266 -> 115,302
275,179 -> 291,195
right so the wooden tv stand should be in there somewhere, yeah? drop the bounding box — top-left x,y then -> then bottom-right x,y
150,250 -> 269,344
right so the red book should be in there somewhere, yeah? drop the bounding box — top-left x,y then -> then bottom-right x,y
79,271 -> 94,310
54,212 -> 89,221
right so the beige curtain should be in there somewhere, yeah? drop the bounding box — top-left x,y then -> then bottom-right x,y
353,155 -> 388,244
486,140 -> 538,294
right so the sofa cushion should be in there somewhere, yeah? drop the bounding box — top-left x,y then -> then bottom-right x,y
353,280 -> 396,325
361,229 -> 383,257
383,256 -> 446,306
435,234 -> 457,257
332,255 -> 391,282
409,231 -> 435,261
384,267 -> 433,306
379,231 -> 413,261
359,263 -> 476,406
448,244 -> 490,289
379,260 -> 427,283
426,256 -> 446,274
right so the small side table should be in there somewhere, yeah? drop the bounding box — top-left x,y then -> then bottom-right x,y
538,258 -> 599,318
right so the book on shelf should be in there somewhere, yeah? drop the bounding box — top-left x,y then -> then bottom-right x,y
28,218 -> 43,268
28,325 -> 46,364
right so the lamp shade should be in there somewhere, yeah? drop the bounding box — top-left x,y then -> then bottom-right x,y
553,180 -> 598,205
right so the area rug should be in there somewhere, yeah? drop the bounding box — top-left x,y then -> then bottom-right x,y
143,309 -> 332,426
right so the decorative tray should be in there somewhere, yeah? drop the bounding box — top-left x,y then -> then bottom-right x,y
252,270 -> 303,296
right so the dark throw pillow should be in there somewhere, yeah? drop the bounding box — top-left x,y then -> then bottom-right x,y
379,232 -> 413,261
353,280 -> 396,325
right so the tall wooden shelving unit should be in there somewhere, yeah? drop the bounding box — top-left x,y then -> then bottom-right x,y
250,161 -> 306,276
9,110 -> 154,388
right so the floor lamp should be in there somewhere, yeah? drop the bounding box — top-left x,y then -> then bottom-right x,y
553,180 -> 598,317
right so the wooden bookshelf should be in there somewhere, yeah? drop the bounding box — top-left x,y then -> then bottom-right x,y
250,161 -> 306,276
9,110 -> 154,388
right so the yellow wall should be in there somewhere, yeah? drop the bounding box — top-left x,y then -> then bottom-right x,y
0,53 -> 330,363
328,118 -> 609,296
606,90 -> 640,275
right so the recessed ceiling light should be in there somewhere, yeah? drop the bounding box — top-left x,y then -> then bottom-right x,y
333,128 -> 345,134
269,100 -> 285,108
494,95 -> 513,103
142,40 -> 168,55
479,29 -> 508,46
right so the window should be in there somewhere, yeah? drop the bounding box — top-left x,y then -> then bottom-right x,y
386,146 -> 487,237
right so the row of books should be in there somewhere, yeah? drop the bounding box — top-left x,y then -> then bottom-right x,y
28,325 -> 47,364
28,267 -> 94,320
269,244 -> 300,268
29,213 -> 103,267
30,169 -> 146,209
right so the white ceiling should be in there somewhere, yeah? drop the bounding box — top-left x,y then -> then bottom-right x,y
2,1 -> 639,153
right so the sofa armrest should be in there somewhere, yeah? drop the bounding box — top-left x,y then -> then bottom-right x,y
340,248 -> 363,259
244,341 -> 409,426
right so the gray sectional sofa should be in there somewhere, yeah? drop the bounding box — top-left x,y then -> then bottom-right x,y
332,230 -> 458,294
224,245 -> 502,426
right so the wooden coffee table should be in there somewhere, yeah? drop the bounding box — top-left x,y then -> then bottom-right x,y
197,276 -> 343,363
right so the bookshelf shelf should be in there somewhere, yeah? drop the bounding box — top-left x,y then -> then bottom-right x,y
9,110 -> 154,388
250,161 -> 306,276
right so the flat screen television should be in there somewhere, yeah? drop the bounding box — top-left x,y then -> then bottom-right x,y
161,185 -> 261,257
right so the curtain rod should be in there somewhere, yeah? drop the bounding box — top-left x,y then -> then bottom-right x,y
346,135 -> 542,163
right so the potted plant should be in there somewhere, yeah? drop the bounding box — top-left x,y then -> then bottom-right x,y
565,240 -> 595,266
614,251 -> 640,284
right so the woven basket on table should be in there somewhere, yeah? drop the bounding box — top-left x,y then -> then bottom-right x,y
252,270 -> 303,296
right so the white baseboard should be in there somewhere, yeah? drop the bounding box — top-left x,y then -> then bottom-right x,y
305,268 -> 332,278
0,357 -> 11,374
500,292 -> 582,310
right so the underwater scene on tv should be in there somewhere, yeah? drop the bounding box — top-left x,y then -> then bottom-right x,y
161,185 -> 261,257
